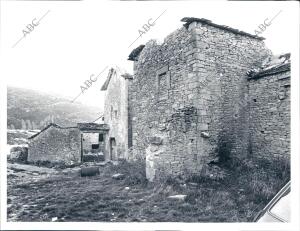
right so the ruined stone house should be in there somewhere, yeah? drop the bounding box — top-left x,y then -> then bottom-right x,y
28,68 -> 132,164
124,17 -> 290,180
101,67 -> 132,161
78,123 -> 109,157
28,123 -> 109,164
247,53 -> 290,160
28,17 -> 290,181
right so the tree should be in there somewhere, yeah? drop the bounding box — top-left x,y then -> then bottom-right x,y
26,120 -> 32,130
32,121 -> 37,130
21,119 -> 27,130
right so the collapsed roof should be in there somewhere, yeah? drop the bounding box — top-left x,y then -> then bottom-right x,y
247,53 -> 291,79
28,122 -> 109,139
77,123 -> 109,131
128,17 -> 265,61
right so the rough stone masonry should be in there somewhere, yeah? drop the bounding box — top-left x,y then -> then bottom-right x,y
127,17 -> 290,181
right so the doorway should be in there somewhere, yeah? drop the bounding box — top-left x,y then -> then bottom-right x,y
109,138 -> 116,160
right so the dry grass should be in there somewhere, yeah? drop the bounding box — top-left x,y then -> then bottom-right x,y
7,157 -> 290,222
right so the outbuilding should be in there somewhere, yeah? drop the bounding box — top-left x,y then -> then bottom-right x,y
28,123 -> 109,164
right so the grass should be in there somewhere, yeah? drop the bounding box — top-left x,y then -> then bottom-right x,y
7,157 -> 290,222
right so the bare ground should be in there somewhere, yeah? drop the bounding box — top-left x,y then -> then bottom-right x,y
7,158 -> 289,222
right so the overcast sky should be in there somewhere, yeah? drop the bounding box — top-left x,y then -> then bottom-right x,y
1,0 -> 299,109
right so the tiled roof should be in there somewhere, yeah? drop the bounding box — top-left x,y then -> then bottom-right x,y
121,73 -> 133,80
100,68 -> 116,91
247,53 -> 291,79
100,66 -> 132,90
29,122 -> 109,140
28,123 -> 76,139
181,17 -> 265,40
77,123 -> 109,131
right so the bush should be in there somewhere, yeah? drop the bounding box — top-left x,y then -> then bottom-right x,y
244,157 -> 290,201
83,153 -> 105,162
34,160 -> 55,168
10,146 -> 28,163
33,160 -> 78,169
109,159 -> 147,186
216,139 -> 233,163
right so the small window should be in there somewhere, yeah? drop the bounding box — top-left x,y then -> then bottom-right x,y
99,134 -> 104,142
156,65 -> 170,100
114,110 -> 118,119
92,144 -> 99,149
110,106 -> 113,120
158,72 -> 167,89
157,73 -> 169,101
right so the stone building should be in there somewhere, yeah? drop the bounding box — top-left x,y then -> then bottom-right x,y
101,67 -> 132,160
28,123 -> 109,164
29,17 -> 290,179
247,54 -> 290,160
125,17 -> 290,180
77,123 -> 109,157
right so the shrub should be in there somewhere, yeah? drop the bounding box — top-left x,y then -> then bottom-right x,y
33,160 -> 78,169
10,146 -> 28,163
216,139 -> 233,163
34,160 -> 53,168
83,153 -> 105,162
108,159 -> 147,186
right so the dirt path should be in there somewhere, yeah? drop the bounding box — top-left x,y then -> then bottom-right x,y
7,163 -> 61,185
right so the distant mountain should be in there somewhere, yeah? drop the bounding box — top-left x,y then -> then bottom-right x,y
7,86 -> 103,130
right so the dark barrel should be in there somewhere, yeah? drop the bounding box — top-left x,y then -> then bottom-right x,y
80,166 -> 100,177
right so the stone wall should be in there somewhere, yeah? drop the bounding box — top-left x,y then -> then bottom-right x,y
187,21 -> 272,162
248,70 -> 290,160
103,68 -> 130,160
82,132 -> 105,154
28,126 -> 81,164
128,19 -> 271,179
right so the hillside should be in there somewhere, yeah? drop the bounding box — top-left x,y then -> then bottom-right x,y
7,86 -> 102,130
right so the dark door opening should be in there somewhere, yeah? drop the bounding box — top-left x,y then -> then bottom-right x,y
109,138 -> 116,160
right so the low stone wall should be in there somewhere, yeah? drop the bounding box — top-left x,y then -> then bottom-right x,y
28,126 -> 81,164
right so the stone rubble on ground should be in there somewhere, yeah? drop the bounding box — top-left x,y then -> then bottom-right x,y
188,182 -> 198,188
168,194 -> 187,200
112,173 -> 125,180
